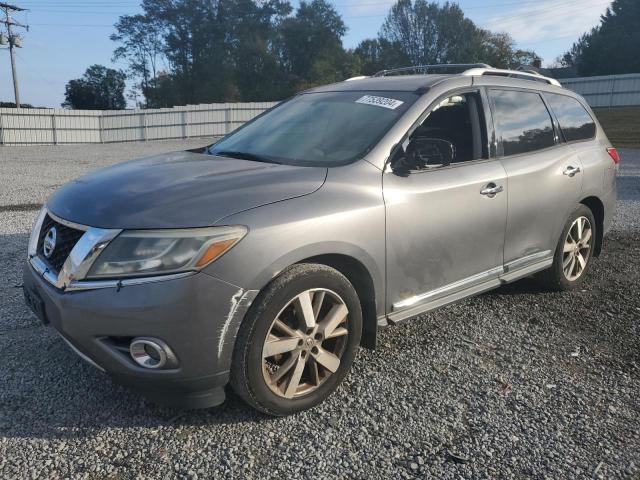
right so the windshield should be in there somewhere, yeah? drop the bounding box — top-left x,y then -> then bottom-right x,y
209,91 -> 418,166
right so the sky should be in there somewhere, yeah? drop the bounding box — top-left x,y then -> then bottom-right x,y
0,0 -> 613,108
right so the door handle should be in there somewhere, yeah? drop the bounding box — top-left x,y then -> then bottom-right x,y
480,183 -> 504,197
563,165 -> 581,177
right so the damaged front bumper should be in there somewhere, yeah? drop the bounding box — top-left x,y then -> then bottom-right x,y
23,262 -> 257,409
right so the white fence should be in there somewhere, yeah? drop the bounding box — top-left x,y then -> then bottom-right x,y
0,102 -> 277,146
2,73 -> 639,146
560,73 -> 640,108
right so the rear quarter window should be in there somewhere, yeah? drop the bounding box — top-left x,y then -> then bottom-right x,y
546,93 -> 596,142
489,89 -> 556,157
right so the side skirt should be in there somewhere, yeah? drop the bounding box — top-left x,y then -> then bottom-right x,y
384,252 -> 552,325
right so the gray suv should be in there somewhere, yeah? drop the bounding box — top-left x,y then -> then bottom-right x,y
23,65 -> 618,415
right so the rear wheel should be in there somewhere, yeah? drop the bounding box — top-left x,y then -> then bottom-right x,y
536,204 -> 596,291
230,264 -> 362,416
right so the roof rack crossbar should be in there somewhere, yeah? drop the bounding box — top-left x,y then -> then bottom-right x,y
373,63 -> 492,77
462,67 -> 562,87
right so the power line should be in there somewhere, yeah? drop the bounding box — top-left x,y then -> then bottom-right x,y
29,22 -> 113,27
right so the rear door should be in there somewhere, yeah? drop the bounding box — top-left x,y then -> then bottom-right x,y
488,88 -> 584,269
543,92 -> 608,198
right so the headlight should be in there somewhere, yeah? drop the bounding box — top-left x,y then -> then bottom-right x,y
86,226 -> 247,279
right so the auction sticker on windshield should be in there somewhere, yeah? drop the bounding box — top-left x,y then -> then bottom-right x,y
355,95 -> 404,110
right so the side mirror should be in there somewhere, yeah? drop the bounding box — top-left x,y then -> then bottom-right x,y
407,137 -> 455,169
390,137 -> 455,176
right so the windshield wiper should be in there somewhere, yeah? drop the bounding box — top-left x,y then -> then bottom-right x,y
212,150 -> 281,164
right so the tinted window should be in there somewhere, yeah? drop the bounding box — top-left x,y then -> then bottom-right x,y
490,90 -> 555,156
209,91 -> 418,166
546,93 -> 596,142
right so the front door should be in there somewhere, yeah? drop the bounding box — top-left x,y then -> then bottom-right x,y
383,90 -> 508,321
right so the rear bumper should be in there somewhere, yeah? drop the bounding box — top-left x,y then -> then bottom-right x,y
23,263 -> 257,409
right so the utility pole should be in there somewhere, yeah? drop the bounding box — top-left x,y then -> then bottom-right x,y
0,2 -> 27,109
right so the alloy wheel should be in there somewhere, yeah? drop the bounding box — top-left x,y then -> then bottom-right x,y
562,216 -> 592,281
262,288 -> 349,399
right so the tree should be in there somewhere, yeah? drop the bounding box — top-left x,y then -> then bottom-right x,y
0,101 -> 35,108
559,33 -> 591,67
109,0 -> 541,105
278,0 -> 352,89
115,0 -> 293,105
355,1 -> 539,74
226,0 -> 293,100
378,0 -> 479,65
479,30 -> 540,69
63,65 -> 127,110
111,14 -> 164,108
562,0 -> 640,75
354,38 -> 409,75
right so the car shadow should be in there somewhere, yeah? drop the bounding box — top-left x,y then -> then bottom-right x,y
481,276 -> 548,297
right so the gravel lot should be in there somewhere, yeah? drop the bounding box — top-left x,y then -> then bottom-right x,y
1,141 -> 639,479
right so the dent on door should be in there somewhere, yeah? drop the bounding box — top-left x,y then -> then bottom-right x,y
383,160 -> 508,316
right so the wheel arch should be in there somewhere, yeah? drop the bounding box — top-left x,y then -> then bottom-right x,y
580,196 -> 604,256
296,253 -> 378,350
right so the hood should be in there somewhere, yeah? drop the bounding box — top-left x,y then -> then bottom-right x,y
47,151 -> 327,229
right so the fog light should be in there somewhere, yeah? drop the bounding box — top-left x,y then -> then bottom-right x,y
129,337 -> 177,369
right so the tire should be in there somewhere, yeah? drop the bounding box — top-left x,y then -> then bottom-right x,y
536,204 -> 596,291
230,264 -> 362,416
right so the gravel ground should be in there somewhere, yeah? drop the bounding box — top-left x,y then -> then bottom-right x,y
0,142 -> 639,479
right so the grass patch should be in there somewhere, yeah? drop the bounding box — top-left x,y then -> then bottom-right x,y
592,107 -> 640,148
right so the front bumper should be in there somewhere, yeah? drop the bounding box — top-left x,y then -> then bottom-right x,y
23,263 -> 256,409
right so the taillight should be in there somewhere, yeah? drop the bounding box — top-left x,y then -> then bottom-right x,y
607,147 -> 620,165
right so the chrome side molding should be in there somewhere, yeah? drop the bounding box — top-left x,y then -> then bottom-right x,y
393,265 -> 504,311
391,250 -> 553,318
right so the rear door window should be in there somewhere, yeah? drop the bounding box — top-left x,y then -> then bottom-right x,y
546,93 -> 596,142
489,89 -> 556,157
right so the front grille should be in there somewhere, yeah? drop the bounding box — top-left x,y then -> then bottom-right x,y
37,215 -> 85,272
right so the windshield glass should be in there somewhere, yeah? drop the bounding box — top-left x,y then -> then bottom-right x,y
209,91 -> 418,166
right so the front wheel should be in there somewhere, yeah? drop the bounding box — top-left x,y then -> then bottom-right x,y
536,204 -> 596,291
230,264 -> 362,416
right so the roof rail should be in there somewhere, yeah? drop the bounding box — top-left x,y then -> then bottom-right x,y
373,63 -> 492,77
462,67 -> 562,87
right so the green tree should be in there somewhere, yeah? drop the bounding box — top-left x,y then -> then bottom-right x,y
563,0 -> 640,75
227,0 -> 292,100
111,14 -> 164,107
355,1 -> 539,74
354,38 -> 409,75
479,30 -> 540,69
278,0 -> 350,89
62,65 -> 127,110
117,0 -> 292,105
379,0 -> 479,65
141,0 -> 231,105
0,102 -> 35,108
559,33 -> 590,67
